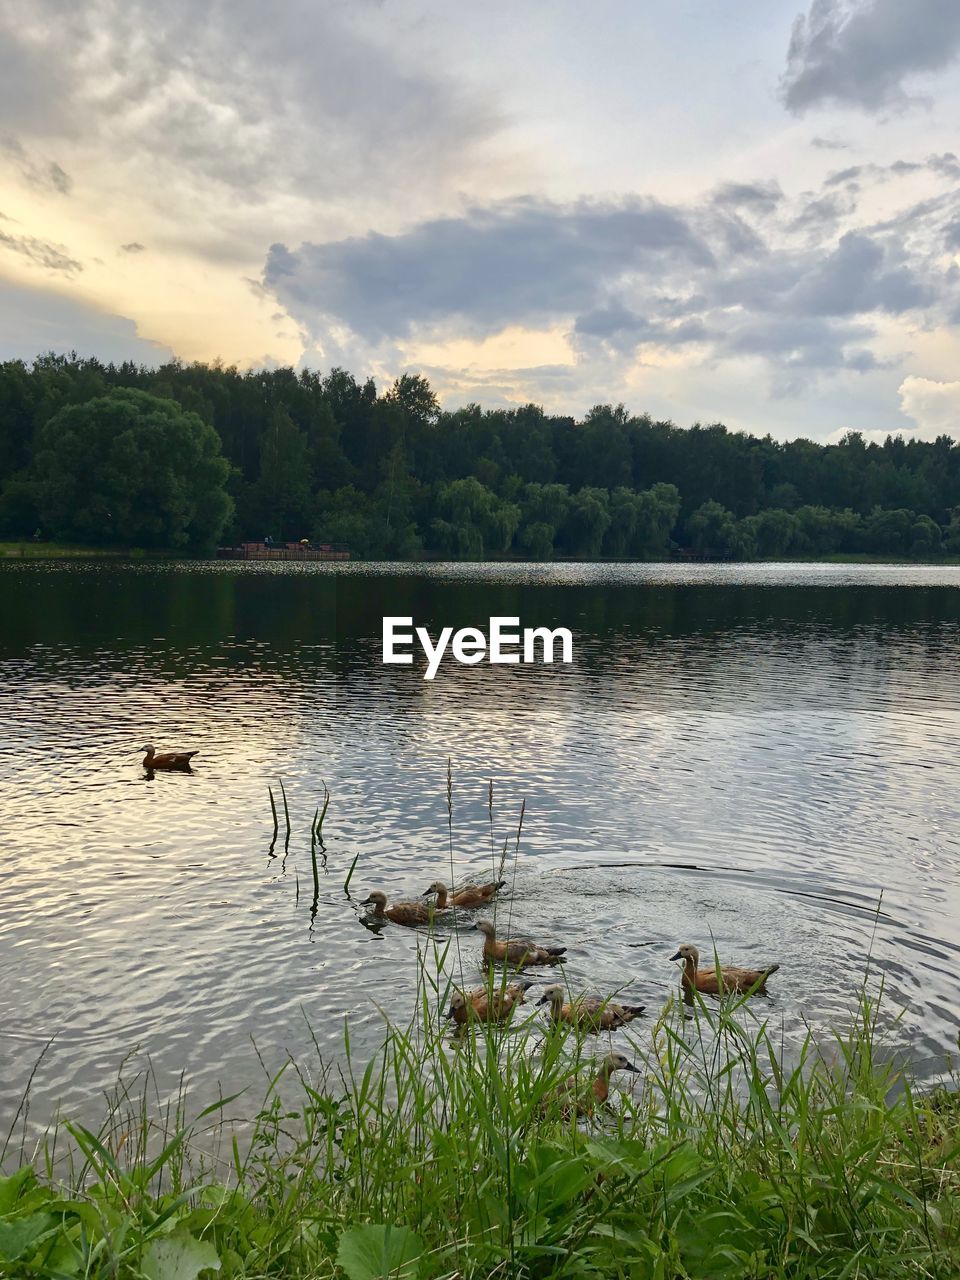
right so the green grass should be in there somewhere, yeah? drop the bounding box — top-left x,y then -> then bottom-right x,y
0,542 -> 165,560
2,957 -> 958,1279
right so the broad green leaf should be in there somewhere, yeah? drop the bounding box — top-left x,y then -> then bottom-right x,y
0,1212 -> 57,1262
335,1223 -> 423,1280
142,1230 -> 221,1280
0,1168 -> 35,1214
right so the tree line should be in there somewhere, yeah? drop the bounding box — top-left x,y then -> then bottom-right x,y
1,353 -> 959,558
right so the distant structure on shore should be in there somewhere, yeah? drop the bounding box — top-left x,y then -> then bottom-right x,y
217,540 -> 350,561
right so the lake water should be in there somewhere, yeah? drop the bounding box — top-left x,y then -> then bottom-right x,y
1,560 -> 959,1130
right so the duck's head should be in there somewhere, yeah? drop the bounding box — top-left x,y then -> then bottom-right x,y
141,744 -> 155,754
474,920 -> 496,938
362,891 -> 388,909
445,990 -> 467,1018
423,880 -> 447,897
669,943 -> 700,965
602,1051 -> 640,1076
536,984 -> 565,1006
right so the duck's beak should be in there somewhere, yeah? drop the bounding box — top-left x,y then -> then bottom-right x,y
443,1006 -> 455,1019
668,950 -> 682,962
536,993 -> 549,1005
421,888 -> 433,897
360,895 -> 374,905
624,1061 -> 641,1073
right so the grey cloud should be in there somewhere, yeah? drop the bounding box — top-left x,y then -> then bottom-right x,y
789,192 -> 848,233
0,278 -> 172,364
811,135 -> 849,149
266,198 -> 714,342
119,242 -> 146,253
0,229 -> 82,274
0,0 -> 503,219
265,150 -> 958,386
782,0 -> 960,114
725,316 -> 879,370
790,231 -> 934,316
945,220 -> 960,249
1,137 -> 72,195
711,181 -> 784,213
574,303 -> 709,353
824,164 -> 863,188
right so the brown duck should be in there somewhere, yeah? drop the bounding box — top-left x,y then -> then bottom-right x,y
544,1052 -> 641,1117
669,943 -> 780,995
446,980 -> 533,1025
141,743 -> 198,771
361,890 -> 434,927
475,919 -> 566,967
537,985 -> 646,1032
423,879 -> 506,909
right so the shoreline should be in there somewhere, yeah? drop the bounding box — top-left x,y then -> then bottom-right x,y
3,541 -> 960,567
3,977 -> 958,1278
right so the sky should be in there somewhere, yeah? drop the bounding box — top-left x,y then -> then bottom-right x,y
2,0 -> 960,441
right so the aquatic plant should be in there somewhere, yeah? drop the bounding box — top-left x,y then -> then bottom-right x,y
2,964 -> 958,1279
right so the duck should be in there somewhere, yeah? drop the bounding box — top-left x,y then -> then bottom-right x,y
669,943 -> 780,996
141,743 -> 198,771
537,985 -> 646,1032
446,980 -> 533,1025
475,919 -> 566,968
423,879 -> 506,910
543,1052 -> 641,1117
361,890 -> 434,928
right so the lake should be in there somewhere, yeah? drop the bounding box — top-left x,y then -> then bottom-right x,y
1,560 -> 959,1130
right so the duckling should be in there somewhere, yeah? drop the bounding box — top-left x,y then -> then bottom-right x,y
537,985 -> 646,1032
669,943 -> 780,995
423,879 -> 506,910
361,890 -> 434,927
446,980 -> 533,1025
141,743 -> 197,771
475,919 -> 566,967
544,1052 -> 641,1117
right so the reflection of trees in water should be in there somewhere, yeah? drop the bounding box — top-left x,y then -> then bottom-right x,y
2,569 -> 959,710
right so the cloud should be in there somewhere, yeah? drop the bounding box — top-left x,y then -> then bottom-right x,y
0,278 -> 172,364
264,158 -> 960,397
811,135 -> 849,150
119,242 -> 146,254
1,137 -> 72,194
711,181 -> 784,214
898,375 -> 960,438
782,0 -> 960,114
0,0 -> 507,251
265,198 -> 714,344
0,229 -> 82,273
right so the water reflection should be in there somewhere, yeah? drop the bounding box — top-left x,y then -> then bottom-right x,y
0,560 -> 958,1129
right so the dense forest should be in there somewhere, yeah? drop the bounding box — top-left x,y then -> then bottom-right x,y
1,354 -> 959,559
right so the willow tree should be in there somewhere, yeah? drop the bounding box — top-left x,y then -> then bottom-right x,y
32,387 -> 234,549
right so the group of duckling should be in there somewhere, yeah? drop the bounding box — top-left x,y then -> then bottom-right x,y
359,878 -> 780,1115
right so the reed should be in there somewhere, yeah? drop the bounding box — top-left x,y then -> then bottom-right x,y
278,778 -> 291,853
3,960 -> 958,1280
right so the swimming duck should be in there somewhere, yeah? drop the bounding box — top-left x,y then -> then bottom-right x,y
475,919 -> 566,967
537,985 -> 646,1032
446,980 -> 533,1025
669,944 -> 780,995
141,743 -> 198,771
423,879 -> 506,910
361,890 -> 434,927
544,1051 -> 641,1117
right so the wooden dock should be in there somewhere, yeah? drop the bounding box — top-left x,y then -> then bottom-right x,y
217,541 -> 350,562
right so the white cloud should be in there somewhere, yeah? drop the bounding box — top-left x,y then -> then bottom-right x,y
898,374 -> 960,439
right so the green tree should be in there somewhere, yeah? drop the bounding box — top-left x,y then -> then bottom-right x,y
563,487 -> 611,557
633,483 -> 681,556
685,500 -> 738,556
32,388 -> 233,548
